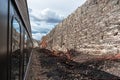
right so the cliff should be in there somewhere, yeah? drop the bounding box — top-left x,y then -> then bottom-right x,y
42,0 -> 120,55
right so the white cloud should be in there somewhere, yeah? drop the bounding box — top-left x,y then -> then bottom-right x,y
32,33 -> 46,40
27,0 -> 86,16
27,0 -> 86,40
30,8 -> 64,23
29,8 -> 63,40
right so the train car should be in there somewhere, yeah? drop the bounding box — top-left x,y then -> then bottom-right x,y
0,0 -> 33,80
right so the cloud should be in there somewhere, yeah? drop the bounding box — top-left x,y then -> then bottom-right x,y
27,0 -> 87,40
29,8 -> 64,40
27,0 -> 86,17
30,20 -> 55,34
32,33 -> 46,40
28,8 -> 32,13
30,8 -> 64,23
32,27 -> 50,34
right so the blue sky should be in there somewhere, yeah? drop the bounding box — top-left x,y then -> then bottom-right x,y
27,0 -> 86,40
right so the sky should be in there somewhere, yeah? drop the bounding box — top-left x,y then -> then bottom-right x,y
27,0 -> 86,40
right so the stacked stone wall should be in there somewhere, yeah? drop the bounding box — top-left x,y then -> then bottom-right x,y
43,0 -> 120,55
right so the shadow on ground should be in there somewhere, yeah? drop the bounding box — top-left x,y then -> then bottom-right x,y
36,48 -> 120,80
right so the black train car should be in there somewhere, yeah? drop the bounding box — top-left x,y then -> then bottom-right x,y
0,0 -> 33,80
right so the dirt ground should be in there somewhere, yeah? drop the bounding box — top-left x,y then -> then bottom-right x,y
28,48 -> 120,80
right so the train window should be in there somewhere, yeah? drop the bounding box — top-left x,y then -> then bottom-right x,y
12,18 -> 21,52
26,36 -> 33,52
23,32 -> 28,74
11,17 -> 21,80
23,32 -> 32,66
23,32 -> 33,76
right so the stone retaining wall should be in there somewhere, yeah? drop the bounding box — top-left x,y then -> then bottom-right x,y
43,0 -> 120,55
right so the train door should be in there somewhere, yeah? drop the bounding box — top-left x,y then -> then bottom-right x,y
11,17 -> 22,80
8,1 -> 23,80
0,0 -> 8,80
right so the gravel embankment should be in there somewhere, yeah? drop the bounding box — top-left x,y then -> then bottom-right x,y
29,48 -> 120,80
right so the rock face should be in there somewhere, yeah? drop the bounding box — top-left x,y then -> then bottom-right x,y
44,0 -> 120,55
32,39 -> 39,48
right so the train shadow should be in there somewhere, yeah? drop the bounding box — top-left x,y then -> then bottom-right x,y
36,48 -> 120,80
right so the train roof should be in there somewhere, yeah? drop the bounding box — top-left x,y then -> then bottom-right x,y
12,0 -> 32,37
